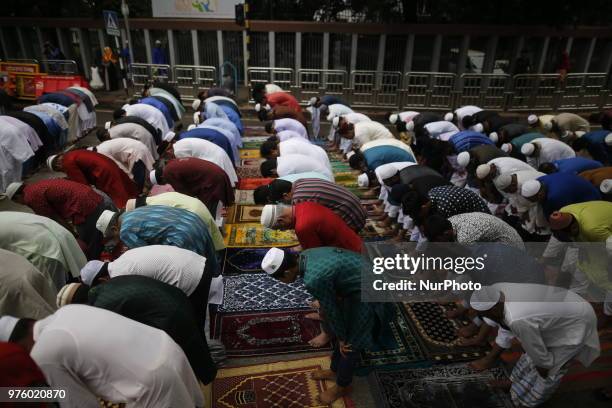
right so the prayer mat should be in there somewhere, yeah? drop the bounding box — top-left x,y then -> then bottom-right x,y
219,273 -> 311,313
402,302 -> 489,362
241,136 -> 269,148
369,364 -> 512,408
204,356 -> 354,408
331,161 -> 352,173
237,178 -> 274,190
243,128 -> 269,137
358,305 -> 425,371
360,219 -> 395,239
240,149 -> 261,159
210,310 -> 330,357
223,223 -> 298,248
236,166 -> 262,179
222,248 -> 269,275
226,205 -> 264,223
240,158 -> 264,167
235,189 -> 255,205
334,172 -> 358,188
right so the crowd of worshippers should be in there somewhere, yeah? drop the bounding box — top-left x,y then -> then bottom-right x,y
0,77 -> 610,407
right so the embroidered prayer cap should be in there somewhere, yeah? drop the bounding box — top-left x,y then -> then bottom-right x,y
489,132 -> 498,143
80,260 -> 105,286
95,210 -> 117,235
470,286 -> 502,311
406,121 -> 415,132
261,247 -> 285,275
389,114 -> 399,124
476,164 -> 492,180
192,99 -> 201,111
5,182 -> 23,199
457,151 -> 471,168
527,114 -> 538,125
494,173 -> 513,190
521,179 -> 542,198
358,173 -> 369,187
521,142 -> 536,156
444,112 -> 454,122
601,179 -> 612,194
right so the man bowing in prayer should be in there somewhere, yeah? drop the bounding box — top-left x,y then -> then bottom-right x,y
261,247 -> 393,404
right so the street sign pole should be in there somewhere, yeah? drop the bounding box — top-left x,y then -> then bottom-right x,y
103,10 -> 128,96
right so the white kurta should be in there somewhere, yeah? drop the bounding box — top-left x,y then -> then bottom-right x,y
277,130 -> 308,142
31,305 -> 204,408
278,139 -> 331,172
274,118 -> 308,139
374,162 -> 416,201
148,88 -> 184,116
265,84 -> 284,94
0,116 -> 43,152
489,157 -> 534,178
123,103 -> 170,136
197,124 -> 240,165
68,86 -> 99,106
277,154 -> 334,182
0,120 -> 35,192
352,121 -> 394,149
340,113 -> 372,153
173,138 -> 238,186
201,118 -> 241,147
325,104 -> 354,141
205,95 -> 238,108
109,123 -> 159,160
454,105 -> 483,129
527,138 -> 576,168
423,121 -> 460,140
397,111 -> 419,123
95,138 -> 155,177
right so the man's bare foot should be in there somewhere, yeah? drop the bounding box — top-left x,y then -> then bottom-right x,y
457,323 -> 479,338
309,300 -> 320,309
319,385 -> 351,404
311,369 -> 336,381
459,336 -> 486,347
489,379 -> 511,390
469,356 -> 497,371
309,332 -> 330,347
305,312 -> 323,321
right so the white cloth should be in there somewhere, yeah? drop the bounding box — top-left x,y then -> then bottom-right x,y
201,118 -> 241,147
353,121 -> 394,149
488,157 -> 534,180
123,103 -> 170,136
109,122 -> 159,160
308,105 -> 321,139
454,105 -> 483,129
108,245 -> 206,296
95,138 -> 155,177
25,104 -> 69,131
360,138 -> 415,159
68,86 -> 99,106
325,104 -> 353,121
89,67 -> 104,90
277,130 -> 308,142
397,111 -> 419,123
150,90 -> 183,117
31,305 -> 204,408
526,138 -> 576,169
0,120 -> 35,192
173,138 -> 238,186
278,139 -> 331,172
203,102 -> 228,121
0,116 -> 43,152
423,121 -> 460,140
343,112 -> 371,125
274,118 -> 308,139
277,154 -> 334,182
204,95 -> 238,108
265,84 -> 284,94
196,124 -> 240,165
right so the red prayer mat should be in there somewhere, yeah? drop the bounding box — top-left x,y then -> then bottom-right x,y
211,310 -> 331,357
237,178 -> 274,190
205,356 -> 355,408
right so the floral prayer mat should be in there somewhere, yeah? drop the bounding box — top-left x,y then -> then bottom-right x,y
368,364 -> 512,408
240,158 -> 264,167
236,166 -> 262,179
211,310 -> 330,357
219,273 -> 311,313
236,178 -> 274,190
240,149 -> 262,159
402,302 -> 489,362
204,356 -> 355,408
235,189 -> 255,205
223,223 -> 298,248
241,136 -> 269,148
226,205 -> 264,223
221,248 -> 269,275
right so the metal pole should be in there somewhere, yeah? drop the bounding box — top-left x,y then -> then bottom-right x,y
114,35 -> 129,96
121,0 -> 135,66
244,0 -> 251,87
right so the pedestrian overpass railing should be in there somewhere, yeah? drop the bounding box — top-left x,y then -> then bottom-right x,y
349,70 -> 403,108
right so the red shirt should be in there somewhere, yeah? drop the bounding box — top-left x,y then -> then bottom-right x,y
61,150 -> 138,208
267,92 -> 302,113
23,179 -> 103,224
294,202 -> 362,253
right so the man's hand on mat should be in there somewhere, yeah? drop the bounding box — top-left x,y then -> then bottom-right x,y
311,369 -> 336,381
339,341 -> 352,357
309,300 -> 320,309
319,385 -> 351,404
309,332 -> 330,348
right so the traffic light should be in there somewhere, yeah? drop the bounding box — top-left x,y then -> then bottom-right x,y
235,3 -> 245,26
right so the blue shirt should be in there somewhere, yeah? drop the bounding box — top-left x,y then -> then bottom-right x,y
177,127 -> 235,163
538,173 -> 601,217
213,99 -> 241,117
139,97 -> 174,128
363,146 -> 415,170
553,157 -> 602,174
152,46 -> 167,65
38,93 -> 75,108
581,130 -> 612,164
202,118 -> 241,147
449,130 -> 494,153
219,105 -> 244,136
321,95 -> 349,107
120,205 -> 218,273
27,111 -> 62,138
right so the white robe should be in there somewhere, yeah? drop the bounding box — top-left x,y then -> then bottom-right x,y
201,118 -> 241,147
31,305 -> 204,408
277,130 -> 308,142
352,121 -> 394,149
454,105 -> 482,129
397,111 -> 419,123
278,139 -> 331,173
123,103 -> 170,136
527,138 -> 576,169
340,113 -> 372,153
0,116 -> 43,152
325,104 -> 354,141
109,123 -> 159,160
197,124 -> 240,165
95,138 -> 156,177
277,154 -> 334,182
173,138 -> 238,186
274,118 -> 308,139
0,120 -> 35,191
423,121 -> 459,140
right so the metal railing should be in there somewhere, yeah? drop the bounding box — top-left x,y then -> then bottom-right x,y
401,72 -> 456,110
40,59 -> 78,75
172,65 -> 216,99
296,69 -> 348,103
130,63 -> 172,95
458,73 -> 510,110
350,70 -> 403,108
247,67 -> 294,102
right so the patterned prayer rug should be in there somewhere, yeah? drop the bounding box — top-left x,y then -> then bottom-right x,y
205,356 -> 354,408
235,189 -> 255,205
236,166 -> 262,179
211,310 -> 330,357
240,158 -> 264,167
240,149 -> 262,159
219,273 -> 311,313
226,205 -> 264,223
242,128 -> 269,137
369,364 -> 512,408
223,223 -> 298,248
360,219 -> 395,239
334,172 -> 358,187
236,178 -> 274,190
222,248 -> 269,275
402,302 -> 489,362
241,136 -> 269,148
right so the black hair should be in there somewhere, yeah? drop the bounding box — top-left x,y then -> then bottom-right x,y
128,98 -> 139,105
271,250 -> 299,280
384,111 -> 393,122
401,191 -> 424,219
91,262 -> 110,286
264,122 -> 274,134
268,179 -> 293,202
260,159 -> 278,177
462,115 -> 475,129
396,121 -> 407,133
112,108 -> 126,120
423,214 -> 453,241
267,135 -> 279,143
253,185 -> 271,204
8,318 -> 35,342
260,140 -> 278,158
154,168 -> 164,185
135,196 -> 148,208
257,109 -> 268,122
72,284 -> 91,304
571,137 -> 589,152
348,151 -> 366,170
96,128 -> 109,142
538,162 -> 558,174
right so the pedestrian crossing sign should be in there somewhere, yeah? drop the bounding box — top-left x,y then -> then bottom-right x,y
103,10 -> 121,37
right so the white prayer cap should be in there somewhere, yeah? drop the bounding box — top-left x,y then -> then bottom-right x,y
543,121 -> 553,131
192,99 -> 201,111
122,103 -> 130,111
346,151 -> 355,159
193,111 -> 201,125
470,286 -> 502,311
56,282 -> 83,307
187,124 -> 196,131
326,112 -> 335,122
472,123 -> 484,133
605,133 -> 612,146
260,204 -> 283,228
4,182 -> 23,199
457,151 -> 471,168
0,316 -> 19,341
494,173 -> 513,190
378,166 -> 399,181
264,104 -> 271,111
574,131 -> 586,138
501,143 -> 512,153
476,164 -> 491,180
308,97 -> 318,106
155,40 -> 162,45
163,131 -> 176,142
149,170 -> 158,185
444,112 -> 454,122
600,179 -> 612,194
358,173 -> 369,187
561,130 -> 572,140
255,103 -> 262,112
332,116 -> 340,129
46,155 -> 58,171
80,260 -> 105,286
521,179 -> 542,198
489,132 -> 498,143
406,121 -> 415,132
261,247 -> 285,275
527,114 -> 538,125
86,146 -> 95,151
95,210 -> 116,235
389,114 -> 399,124
521,143 -> 536,156
125,198 -> 136,211
104,121 -> 112,130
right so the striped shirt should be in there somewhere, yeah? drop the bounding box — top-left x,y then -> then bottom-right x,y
119,205 -> 217,273
291,178 -> 366,232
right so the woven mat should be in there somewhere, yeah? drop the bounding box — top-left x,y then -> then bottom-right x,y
225,205 -> 264,223
222,248 -> 268,275
204,356 -> 355,408
236,166 -> 262,179
223,223 -> 298,248
235,189 -> 255,205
